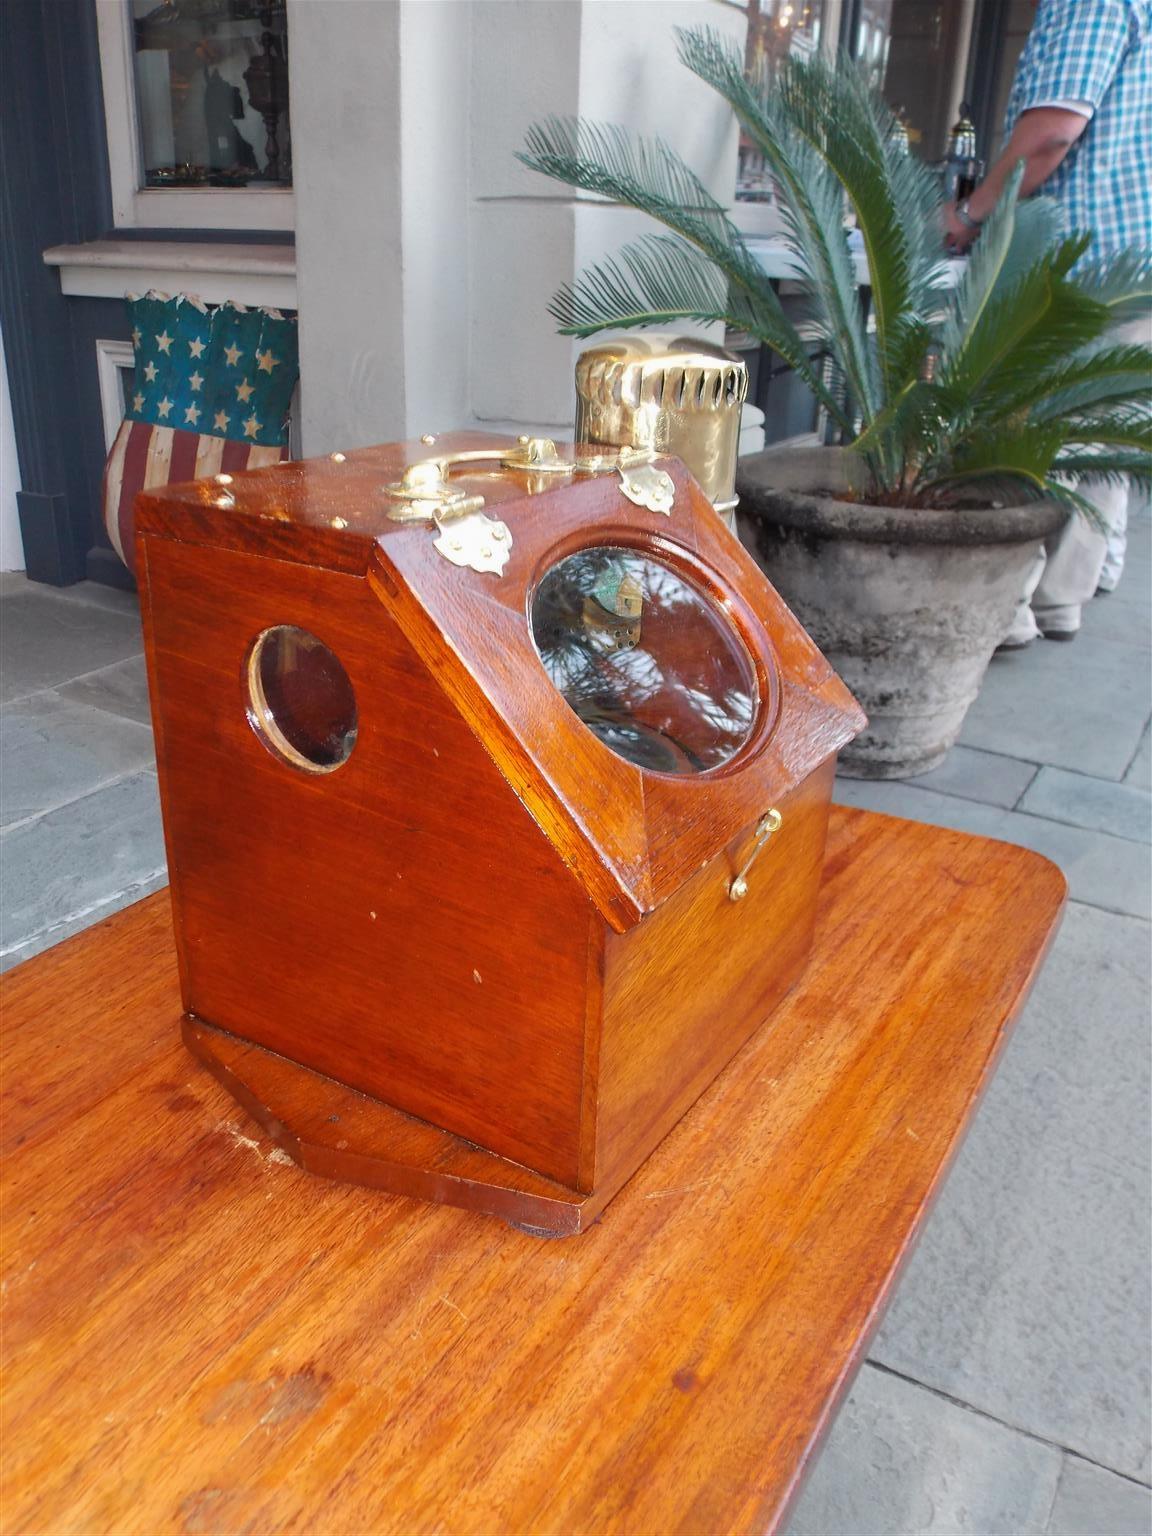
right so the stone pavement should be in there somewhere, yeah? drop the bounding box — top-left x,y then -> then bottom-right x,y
0,517 -> 1149,1534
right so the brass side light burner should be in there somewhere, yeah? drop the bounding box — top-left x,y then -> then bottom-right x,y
575,335 -> 748,532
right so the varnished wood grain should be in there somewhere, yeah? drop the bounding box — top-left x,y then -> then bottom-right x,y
596,757 -> 835,1192
138,432 -> 864,930
1,809 -> 1065,1536
139,535 -> 598,1188
367,453 -> 864,927
136,432 -> 863,1213
181,1018 -> 595,1236
168,760 -> 834,1235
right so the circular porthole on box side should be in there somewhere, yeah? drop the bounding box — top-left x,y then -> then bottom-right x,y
245,625 -> 358,774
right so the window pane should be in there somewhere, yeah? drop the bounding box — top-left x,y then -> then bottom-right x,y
737,0 -> 828,201
862,0 -> 1039,167
531,547 -> 760,776
130,0 -> 291,189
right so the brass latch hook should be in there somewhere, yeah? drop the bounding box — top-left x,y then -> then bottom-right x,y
728,809 -> 783,902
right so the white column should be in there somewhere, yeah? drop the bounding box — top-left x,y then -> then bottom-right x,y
469,0 -> 745,435
288,0 -> 408,454
0,322 -> 25,572
289,0 -> 744,452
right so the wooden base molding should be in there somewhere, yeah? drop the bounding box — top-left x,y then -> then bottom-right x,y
182,1016 -> 601,1236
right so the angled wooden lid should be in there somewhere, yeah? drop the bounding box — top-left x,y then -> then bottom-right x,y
364,440 -> 865,933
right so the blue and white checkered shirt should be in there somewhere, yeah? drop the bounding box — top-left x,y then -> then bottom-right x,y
1005,0 -> 1152,255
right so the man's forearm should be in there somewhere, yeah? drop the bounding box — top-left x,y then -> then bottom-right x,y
965,107 -> 1090,223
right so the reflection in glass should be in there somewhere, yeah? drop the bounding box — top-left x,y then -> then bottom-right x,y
130,0 -> 291,189
531,548 -> 758,775
855,0 -> 1039,167
737,0 -> 827,201
247,626 -> 357,772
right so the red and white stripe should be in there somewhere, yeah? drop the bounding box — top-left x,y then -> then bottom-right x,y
103,420 -> 287,573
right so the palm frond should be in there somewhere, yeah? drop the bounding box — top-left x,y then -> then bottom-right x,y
994,195 -> 1065,290
918,421 -> 1066,498
994,342 -> 1152,421
548,233 -> 852,430
518,117 -> 766,297
674,26 -> 878,424
938,163 -> 1026,367
940,238 -> 1104,401
549,242 -> 733,336
770,47 -> 944,394
1054,411 -> 1152,451
1071,247 -> 1152,325
1052,449 -> 1152,486
1034,479 -> 1109,532
518,43 -> 1150,518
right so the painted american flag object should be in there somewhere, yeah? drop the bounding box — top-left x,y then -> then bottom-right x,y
103,292 -> 299,572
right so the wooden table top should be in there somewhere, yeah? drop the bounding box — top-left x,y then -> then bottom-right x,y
1,807 -> 1065,1536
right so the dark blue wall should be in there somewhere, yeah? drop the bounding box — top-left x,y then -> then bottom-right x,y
0,0 -> 292,587
1,0 -> 118,583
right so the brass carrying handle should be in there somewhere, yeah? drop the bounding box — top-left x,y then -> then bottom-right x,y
390,439 -> 574,516
728,808 -> 783,902
386,435 -> 668,523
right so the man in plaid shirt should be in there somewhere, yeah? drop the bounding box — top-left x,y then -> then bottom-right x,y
945,0 -> 1152,642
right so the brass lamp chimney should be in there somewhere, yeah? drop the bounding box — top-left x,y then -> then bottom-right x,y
574,335 -> 748,532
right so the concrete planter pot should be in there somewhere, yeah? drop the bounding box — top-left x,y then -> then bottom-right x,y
736,447 -> 1070,779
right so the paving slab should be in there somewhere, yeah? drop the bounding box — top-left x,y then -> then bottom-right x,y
1019,766 -> 1151,843
1125,723 -> 1152,792
31,577 -> 140,617
1046,1456 -> 1152,1536
785,1363 -> 1062,1536
57,654 -> 154,728
0,872 -> 169,974
833,780 -> 1152,918
1080,590 -> 1152,647
0,574 -> 139,614
872,902 -> 1152,1482
0,771 -> 166,960
960,626 -> 1151,780
898,744 -> 1039,810
0,692 -> 155,829
0,589 -> 143,705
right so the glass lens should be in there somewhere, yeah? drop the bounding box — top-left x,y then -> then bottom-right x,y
531,547 -> 759,776
248,626 -> 356,772
130,0 -> 292,189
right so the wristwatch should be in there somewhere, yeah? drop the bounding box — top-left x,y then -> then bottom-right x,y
955,199 -> 981,231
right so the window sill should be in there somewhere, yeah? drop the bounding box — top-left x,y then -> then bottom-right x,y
42,240 -> 297,311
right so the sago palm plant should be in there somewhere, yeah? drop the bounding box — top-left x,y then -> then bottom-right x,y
518,26 -> 1152,523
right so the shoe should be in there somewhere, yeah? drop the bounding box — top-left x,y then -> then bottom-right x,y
1034,603 -> 1081,641
995,633 -> 1036,652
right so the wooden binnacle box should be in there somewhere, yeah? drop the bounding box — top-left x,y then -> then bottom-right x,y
136,433 -> 865,1234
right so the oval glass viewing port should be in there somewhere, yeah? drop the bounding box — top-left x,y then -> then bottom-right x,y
246,625 -> 358,773
531,546 -> 759,775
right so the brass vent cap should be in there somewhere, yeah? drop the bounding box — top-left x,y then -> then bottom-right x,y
575,334 -> 748,512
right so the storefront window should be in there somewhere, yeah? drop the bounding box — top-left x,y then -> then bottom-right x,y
129,0 -> 291,190
859,0 -> 1040,166
737,0 -> 828,201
